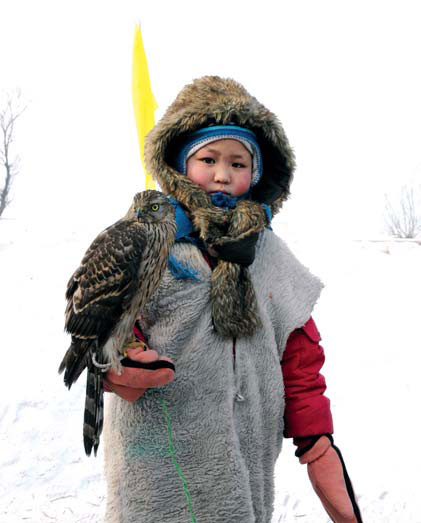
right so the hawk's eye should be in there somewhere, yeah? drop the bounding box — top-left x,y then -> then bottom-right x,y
151,203 -> 160,212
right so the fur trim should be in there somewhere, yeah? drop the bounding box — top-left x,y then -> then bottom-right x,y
144,76 -> 296,337
145,75 -> 295,214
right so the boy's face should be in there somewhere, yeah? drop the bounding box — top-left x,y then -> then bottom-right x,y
186,139 -> 252,197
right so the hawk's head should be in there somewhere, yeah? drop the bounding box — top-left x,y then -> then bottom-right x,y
129,190 -> 175,224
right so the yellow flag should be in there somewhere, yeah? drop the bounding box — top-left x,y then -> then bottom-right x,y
132,23 -> 157,190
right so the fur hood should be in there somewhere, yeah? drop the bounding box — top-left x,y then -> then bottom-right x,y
145,76 -> 296,338
145,75 -> 295,216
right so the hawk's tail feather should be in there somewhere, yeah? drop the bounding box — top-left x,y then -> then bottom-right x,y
58,338 -> 92,388
83,367 -> 104,457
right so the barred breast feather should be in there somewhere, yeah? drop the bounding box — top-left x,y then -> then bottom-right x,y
59,190 -> 176,456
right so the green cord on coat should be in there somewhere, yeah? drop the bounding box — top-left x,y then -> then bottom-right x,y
161,398 -> 197,522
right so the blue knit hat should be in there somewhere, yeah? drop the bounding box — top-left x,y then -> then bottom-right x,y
173,125 -> 263,187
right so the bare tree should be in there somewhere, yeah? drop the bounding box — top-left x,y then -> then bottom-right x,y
384,184 -> 421,238
0,89 -> 26,219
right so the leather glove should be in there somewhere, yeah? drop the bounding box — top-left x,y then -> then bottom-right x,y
104,341 -> 175,402
209,232 -> 259,266
296,434 -> 363,523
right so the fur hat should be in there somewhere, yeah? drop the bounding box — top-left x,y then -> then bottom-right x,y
145,76 -> 296,337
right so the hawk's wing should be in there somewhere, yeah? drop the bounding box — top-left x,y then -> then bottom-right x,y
65,220 -> 147,336
60,219 -> 147,386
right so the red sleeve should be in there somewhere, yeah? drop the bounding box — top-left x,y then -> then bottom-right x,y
281,317 -> 334,439
133,322 -> 147,343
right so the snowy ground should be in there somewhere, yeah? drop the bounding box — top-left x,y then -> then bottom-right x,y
1,218 -> 420,523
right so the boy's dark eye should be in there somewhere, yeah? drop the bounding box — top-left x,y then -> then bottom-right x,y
200,157 -> 215,164
233,162 -> 246,168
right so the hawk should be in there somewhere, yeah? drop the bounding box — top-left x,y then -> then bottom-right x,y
59,190 -> 177,456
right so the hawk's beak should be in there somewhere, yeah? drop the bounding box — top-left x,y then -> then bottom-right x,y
137,209 -> 145,218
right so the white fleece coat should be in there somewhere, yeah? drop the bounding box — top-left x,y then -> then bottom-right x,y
103,229 -> 323,523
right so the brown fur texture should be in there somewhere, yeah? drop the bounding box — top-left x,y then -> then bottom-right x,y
145,76 -> 295,337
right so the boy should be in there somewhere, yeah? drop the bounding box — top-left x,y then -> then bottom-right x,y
103,76 -> 362,523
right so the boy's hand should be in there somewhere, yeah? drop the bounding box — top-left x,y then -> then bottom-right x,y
299,435 -> 363,523
104,344 -> 175,402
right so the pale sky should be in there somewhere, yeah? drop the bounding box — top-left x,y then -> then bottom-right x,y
1,0 -> 420,240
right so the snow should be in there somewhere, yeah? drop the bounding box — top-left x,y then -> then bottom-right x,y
1,218 -> 420,522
